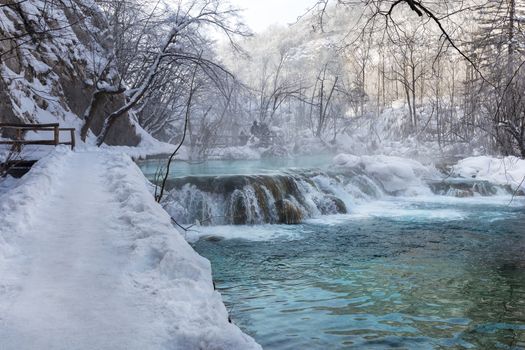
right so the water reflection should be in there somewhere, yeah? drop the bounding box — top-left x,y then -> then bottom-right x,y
461,250 -> 525,349
137,155 -> 333,179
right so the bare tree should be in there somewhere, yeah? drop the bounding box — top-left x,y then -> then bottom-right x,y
89,0 -> 249,146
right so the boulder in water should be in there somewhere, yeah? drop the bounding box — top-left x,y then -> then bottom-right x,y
327,195 -> 347,214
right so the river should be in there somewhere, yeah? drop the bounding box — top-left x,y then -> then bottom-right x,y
138,156 -> 525,349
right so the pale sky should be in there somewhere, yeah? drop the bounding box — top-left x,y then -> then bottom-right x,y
230,0 -> 314,32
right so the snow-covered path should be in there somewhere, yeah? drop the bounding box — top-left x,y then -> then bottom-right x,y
0,149 -> 260,350
0,152 -> 162,349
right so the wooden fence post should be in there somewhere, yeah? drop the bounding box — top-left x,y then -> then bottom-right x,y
70,129 -> 75,150
53,125 -> 59,145
15,128 -> 22,152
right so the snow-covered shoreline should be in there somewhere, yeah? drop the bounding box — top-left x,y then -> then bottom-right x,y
333,153 -> 525,192
0,148 -> 261,350
451,156 -> 525,190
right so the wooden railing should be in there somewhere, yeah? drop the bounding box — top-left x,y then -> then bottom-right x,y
0,123 -> 75,151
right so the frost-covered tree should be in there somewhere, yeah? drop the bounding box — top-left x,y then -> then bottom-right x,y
466,0 -> 525,155
302,0 -> 525,156
82,0 -> 249,145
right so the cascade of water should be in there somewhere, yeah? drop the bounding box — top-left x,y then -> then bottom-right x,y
162,169 -> 517,226
164,172 -> 356,225
427,179 -> 509,197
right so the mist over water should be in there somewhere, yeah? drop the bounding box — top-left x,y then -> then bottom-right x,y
138,155 -> 335,178
140,156 -> 515,227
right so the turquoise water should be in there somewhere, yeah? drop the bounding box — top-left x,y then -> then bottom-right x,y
192,198 -> 525,349
137,155 -> 333,179
137,158 -> 525,349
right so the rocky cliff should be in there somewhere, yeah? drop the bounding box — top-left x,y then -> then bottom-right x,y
0,0 -> 140,146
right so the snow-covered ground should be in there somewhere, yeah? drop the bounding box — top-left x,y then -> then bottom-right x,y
0,147 -> 260,350
333,153 -> 525,192
332,153 -> 441,194
452,156 -> 525,190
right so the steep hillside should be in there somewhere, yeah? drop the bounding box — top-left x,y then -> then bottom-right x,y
0,0 -> 140,146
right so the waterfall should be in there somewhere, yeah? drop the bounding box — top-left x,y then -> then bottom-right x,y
163,172 -> 354,225
162,169 -> 516,226
427,179 -> 508,197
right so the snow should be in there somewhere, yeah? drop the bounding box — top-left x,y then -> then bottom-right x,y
98,120 -> 178,159
333,153 -> 439,195
0,148 -> 260,350
452,156 -> 525,190
0,176 -> 19,196
207,145 -> 262,160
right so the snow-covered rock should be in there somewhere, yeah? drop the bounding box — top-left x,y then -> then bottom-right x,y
452,156 -> 525,191
333,153 -> 439,195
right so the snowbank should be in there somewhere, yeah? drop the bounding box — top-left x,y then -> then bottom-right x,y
0,148 -> 260,349
0,147 -> 71,263
96,120 -> 180,159
0,176 -> 19,196
105,152 -> 261,349
332,153 -> 439,196
452,156 -> 525,190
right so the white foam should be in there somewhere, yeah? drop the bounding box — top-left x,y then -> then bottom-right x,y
306,201 -> 465,224
353,202 -> 466,220
398,194 -> 525,207
187,193 -> 524,241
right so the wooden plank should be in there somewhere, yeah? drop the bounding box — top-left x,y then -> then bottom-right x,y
1,160 -> 38,168
0,123 -> 59,129
0,140 -> 58,145
8,127 -> 58,132
0,124 -> 76,151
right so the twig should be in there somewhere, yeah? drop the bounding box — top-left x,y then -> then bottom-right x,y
508,175 -> 525,206
155,61 -> 200,202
